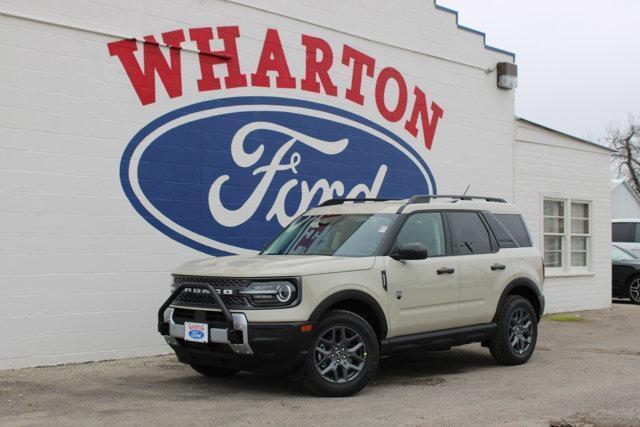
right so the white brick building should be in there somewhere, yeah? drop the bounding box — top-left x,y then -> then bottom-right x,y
0,0 -> 612,368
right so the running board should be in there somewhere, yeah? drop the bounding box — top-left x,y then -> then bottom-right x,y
381,323 -> 497,356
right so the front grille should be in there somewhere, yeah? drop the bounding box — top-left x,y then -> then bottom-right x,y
172,275 -> 251,309
172,307 -> 227,328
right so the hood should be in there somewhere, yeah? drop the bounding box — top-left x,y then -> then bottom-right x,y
172,254 -> 376,277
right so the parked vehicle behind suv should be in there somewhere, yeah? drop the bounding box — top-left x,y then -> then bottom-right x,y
612,219 -> 640,257
612,244 -> 640,304
158,195 -> 545,396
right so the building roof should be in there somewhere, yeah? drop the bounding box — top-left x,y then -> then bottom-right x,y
433,1 -> 516,60
515,117 -> 615,153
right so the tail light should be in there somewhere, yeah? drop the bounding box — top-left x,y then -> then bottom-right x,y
540,257 -> 545,286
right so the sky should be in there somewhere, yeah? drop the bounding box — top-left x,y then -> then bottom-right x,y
438,0 -> 640,144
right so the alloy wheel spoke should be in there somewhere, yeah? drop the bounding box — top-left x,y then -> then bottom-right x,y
314,325 -> 366,384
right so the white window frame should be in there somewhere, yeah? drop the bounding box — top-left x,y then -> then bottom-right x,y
542,197 -> 593,276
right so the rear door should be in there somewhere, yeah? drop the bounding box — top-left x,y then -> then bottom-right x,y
384,211 -> 460,336
445,211 -> 514,327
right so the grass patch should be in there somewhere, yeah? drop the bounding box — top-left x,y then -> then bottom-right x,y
545,313 -> 586,322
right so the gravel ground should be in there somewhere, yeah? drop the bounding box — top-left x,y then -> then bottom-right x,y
1,302 -> 639,426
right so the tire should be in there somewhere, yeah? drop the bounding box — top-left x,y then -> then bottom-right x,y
628,277 -> 640,305
302,310 -> 379,397
189,364 -> 240,377
489,295 -> 538,365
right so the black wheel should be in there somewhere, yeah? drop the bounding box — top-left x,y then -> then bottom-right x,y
628,277 -> 640,304
489,296 -> 538,365
189,364 -> 240,377
302,310 -> 379,397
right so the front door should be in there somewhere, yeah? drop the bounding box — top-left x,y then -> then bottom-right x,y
385,211 -> 460,337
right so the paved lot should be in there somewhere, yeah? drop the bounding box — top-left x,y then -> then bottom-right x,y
1,302 -> 639,426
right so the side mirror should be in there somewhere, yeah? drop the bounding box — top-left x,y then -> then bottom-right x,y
391,243 -> 428,261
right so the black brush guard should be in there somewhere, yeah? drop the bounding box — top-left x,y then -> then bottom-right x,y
157,283 -> 244,344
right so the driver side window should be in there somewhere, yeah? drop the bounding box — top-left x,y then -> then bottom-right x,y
396,212 -> 446,256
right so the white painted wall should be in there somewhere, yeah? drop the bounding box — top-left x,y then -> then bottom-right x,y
612,181 -> 640,219
0,0 -> 516,368
514,119 -> 612,313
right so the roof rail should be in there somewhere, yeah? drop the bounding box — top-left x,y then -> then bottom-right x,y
396,195 -> 507,213
318,198 -> 398,207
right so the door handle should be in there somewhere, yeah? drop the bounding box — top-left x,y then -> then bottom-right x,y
491,263 -> 506,271
437,267 -> 455,275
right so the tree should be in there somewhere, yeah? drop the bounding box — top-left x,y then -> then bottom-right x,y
608,116 -> 640,194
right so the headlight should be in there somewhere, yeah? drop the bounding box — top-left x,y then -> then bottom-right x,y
240,281 -> 298,306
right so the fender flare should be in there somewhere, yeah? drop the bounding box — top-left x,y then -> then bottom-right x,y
493,277 -> 544,322
308,289 -> 389,339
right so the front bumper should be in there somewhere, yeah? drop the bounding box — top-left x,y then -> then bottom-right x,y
158,284 -> 314,374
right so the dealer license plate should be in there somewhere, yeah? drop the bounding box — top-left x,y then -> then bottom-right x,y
184,322 -> 209,343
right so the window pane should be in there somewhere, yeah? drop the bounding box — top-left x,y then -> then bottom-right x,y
448,212 -> 492,255
635,224 -> 640,243
494,214 -> 532,247
571,202 -> 589,218
544,217 -> 564,233
544,200 -> 564,216
571,236 -> 587,251
544,251 -> 562,267
571,252 -> 587,267
396,212 -> 446,256
612,222 -> 633,242
544,235 -> 563,251
571,219 -> 589,234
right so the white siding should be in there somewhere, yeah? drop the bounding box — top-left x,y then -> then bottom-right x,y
515,120 -> 612,313
612,183 -> 640,219
0,0 -> 515,368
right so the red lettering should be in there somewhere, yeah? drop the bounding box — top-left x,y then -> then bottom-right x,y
300,35 -> 337,96
107,30 -> 185,105
251,29 -> 296,88
375,67 -> 408,122
189,26 -> 247,91
404,87 -> 444,150
341,45 -> 375,105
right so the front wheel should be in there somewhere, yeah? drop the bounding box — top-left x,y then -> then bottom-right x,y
628,277 -> 640,304
489,295 -> 538,365
302,310 -> 379,397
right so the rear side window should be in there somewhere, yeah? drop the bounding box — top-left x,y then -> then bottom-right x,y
448,211 -> 492,255
495,214 -> 532,247
484,214 -> 518,248
612,222 -> 633,242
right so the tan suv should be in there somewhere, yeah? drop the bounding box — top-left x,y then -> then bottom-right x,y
158,195 -> 545,396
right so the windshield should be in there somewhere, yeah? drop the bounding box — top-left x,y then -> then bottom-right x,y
612,245 -> 637,261
262,214 -> 395,257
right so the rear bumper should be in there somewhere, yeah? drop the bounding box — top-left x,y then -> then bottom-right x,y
538,294 -> 546,320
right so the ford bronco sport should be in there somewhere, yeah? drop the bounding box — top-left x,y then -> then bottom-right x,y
158,195 -> 545,396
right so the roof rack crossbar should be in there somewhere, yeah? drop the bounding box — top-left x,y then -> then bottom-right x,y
396,194 -> 507,213
318,198 -> 398,207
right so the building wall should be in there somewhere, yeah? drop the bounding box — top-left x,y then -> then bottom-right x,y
0,0 -> 516,368
612,183 -> 640,219
515,120 -> 612,313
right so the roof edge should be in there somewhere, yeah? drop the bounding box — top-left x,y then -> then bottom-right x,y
515,117 -> 615,153
433,1 -> 516,61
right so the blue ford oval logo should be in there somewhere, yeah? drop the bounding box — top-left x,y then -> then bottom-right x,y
121,97 -> 436,255
188,330 -> 204,339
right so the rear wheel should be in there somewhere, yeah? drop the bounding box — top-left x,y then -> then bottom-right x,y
302,310 -> 379,397
629,277 -> 640,304
189,364 -> 240,377
489,295 -> 538,365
